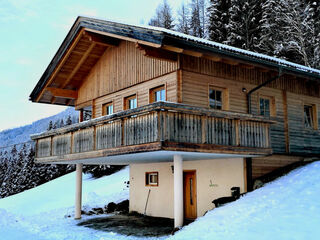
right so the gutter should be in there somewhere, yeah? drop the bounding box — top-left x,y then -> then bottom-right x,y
247,68 -> 283,114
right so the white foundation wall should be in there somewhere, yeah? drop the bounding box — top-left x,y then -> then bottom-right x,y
129,158 -> 245,219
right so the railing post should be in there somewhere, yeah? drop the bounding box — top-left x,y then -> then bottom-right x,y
70,132 -> 74,154
121,118 -> 125,146
93,126 -> 96,151
201,116 -> 207,144
157,110 -> 163,142
235,120 -> 240,146
50,136 -> 53,157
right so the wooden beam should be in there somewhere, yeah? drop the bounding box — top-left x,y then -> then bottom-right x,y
50,96 -> 56,104
61,43 -> 96,89
203,54 -> 222,62
137,44 -> 177,62
221,58 -> 239,66
82,31 -> 120,47
183,50 -> 203,58
84,28 -> 162,48
162,45 -> 184,53
66,99 -> 73,106
239,63 -> 255,69
36,29 -> 85,102
46,87 -> 78,99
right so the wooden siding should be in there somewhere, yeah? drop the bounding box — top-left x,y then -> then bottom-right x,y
181,55 -> 320,98
252,155 -> 304,179
181,70 -> 287,154
77,41 -> 178,104
287,92 -> 320,155
92,72 -> 178,117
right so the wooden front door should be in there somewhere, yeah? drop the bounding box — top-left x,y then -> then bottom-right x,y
183,170 -> 197,220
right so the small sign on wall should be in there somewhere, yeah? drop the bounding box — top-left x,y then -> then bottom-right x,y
209,179 -> 218,187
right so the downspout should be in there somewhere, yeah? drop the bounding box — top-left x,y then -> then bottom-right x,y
247,68 -> 283,114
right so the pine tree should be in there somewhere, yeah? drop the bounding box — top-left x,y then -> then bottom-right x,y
53,120 -> 59,129
176,2 -> 190,34
47,121 -> 53,131
207,0 -> 231,43
149,0 -> 175,30
305,1 -> 320,68
60,119 -> 64,128
224,0 -> 262,51
66,115 -> 72,126
190,0 -> 203,37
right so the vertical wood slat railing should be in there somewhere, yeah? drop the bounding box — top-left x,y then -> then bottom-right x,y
33,102 -> 273,158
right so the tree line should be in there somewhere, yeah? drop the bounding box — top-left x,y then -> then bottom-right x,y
0,145 -> 122,198
149,0 -> 320,69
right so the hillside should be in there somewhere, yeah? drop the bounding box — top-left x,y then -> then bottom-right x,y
0,161 -> 319,239
0,108 -> 78,149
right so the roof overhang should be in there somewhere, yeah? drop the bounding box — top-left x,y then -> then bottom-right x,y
29,16 -> 320,106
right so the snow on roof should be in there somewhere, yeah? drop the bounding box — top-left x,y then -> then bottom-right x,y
147,26 -> 320,77
81,16 -> 320,77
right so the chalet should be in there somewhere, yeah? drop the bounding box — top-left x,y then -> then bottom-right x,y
30,17 -> 320,228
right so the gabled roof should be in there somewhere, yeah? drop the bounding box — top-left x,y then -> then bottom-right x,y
30,16 -> 320,104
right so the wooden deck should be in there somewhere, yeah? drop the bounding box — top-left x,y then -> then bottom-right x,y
31,102 -> 275,163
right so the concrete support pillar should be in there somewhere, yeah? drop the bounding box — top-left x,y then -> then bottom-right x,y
75,163 -> 83,219
174,155 -> 183,228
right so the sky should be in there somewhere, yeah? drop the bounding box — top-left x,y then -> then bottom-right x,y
0,0 -> 184,131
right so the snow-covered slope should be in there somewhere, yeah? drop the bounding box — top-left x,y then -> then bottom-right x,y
0,162 -> 319,239
0,167 -> 129,240
171,161 -> 320,240
0,108 -> 77,148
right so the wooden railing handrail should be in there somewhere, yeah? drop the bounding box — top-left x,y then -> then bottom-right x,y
31,101 -> 275,140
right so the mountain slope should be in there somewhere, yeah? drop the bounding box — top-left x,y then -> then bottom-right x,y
0,108 -> 78,148
171,161 -> 320,240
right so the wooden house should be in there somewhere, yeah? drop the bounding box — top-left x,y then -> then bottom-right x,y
30,17 -> 320,228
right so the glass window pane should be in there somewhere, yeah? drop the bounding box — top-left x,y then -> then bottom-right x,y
160,89 -> 165,101
259,99 -> 265,116
304,105 -> 313,128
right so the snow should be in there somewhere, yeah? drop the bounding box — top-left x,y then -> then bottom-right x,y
82,16 -> 320,76
0,167 -> 131,240
170,161 -> 320,240
1,162 -> 320,239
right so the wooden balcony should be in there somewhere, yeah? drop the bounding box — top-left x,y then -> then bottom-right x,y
31,102 -> 275,164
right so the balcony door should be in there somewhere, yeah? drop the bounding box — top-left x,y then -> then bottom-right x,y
183,170 -> 197,220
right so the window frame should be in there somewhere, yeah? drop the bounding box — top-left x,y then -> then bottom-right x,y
303,103 -> 318,130
149,85 -> 166,103
208,85 -> 228,110
124,94 -> 137,110
145,172 -> 159,187
258,95 -> 276,117
102,101 -> 114,116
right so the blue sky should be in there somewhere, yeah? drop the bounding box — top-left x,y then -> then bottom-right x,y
0,0 -> 184,131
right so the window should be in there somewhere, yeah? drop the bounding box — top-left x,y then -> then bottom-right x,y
259,98 -> 270,117
80,106 -> 92,122
304,104 -> 317,129
209,87 -> 223,110
150,85 -> 166,103
124,94 -> 137,110
103,102 -> 113,116
145,172 -> 158,186
259,96 -> 276,117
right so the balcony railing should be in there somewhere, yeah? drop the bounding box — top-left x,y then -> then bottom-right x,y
31,102 -> 274,163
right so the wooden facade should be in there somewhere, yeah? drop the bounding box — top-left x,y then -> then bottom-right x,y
30,17 -> 320,182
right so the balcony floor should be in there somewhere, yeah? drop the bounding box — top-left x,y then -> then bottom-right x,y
38,149 -> 264,165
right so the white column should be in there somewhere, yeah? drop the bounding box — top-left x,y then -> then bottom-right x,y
75,163 -> 83,220
174,155 -> 183,228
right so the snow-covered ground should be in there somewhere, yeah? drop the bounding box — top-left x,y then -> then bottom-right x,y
0,167 -> 131,240
1,162 -> 320,240
172,161 -> 320,240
